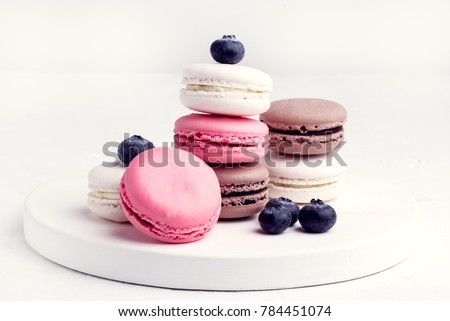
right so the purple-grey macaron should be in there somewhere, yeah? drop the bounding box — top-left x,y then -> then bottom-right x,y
260,98 -> 347,155
212,162 -> 269,219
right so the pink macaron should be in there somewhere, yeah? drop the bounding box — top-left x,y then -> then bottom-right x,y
120,147 -> 221,243
174,113 -> 269,164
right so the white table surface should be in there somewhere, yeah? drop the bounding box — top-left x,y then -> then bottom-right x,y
1,72 -> 449,300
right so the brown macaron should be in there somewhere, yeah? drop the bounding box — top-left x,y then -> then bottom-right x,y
212,162 -> 269,219
260,98 -> 347,155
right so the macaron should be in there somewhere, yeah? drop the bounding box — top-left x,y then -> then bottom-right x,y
179,63 -> 273,116
120,147 -> 221,244
212,162 -> 269,219
174,113 -> 269,164
264,152 -> 346,203
260,98 -> 347,155
87,162 -> 128,222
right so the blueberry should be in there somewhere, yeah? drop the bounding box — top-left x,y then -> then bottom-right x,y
118,135 -> 155,166
298,199 -> 337,233
210,35 -> 245,64
267,197 -> 300,227
258,201 -> 291,235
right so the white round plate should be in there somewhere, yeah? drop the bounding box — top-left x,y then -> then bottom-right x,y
23,174 -> 419,291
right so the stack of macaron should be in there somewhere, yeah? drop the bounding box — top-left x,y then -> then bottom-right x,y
88,134 -> 223,244
174,35 -> 273,219
260,98 -> 348,203
86,36 -> 348,243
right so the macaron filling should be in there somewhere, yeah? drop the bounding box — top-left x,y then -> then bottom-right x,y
221,179 -> 269,207
88,190 -> 120,201
185,84 -> 265,94
266,126 -> 344,154
268,125 -> 343,136
269,173 -> 345,190
222,188 -> 269,207
221,179 -> 269,194
174,131 -> 266,152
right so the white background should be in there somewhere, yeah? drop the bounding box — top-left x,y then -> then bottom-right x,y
1,0 -> 449,75
1,0 -> 450,301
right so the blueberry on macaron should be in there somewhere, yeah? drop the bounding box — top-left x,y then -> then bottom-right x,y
118,135 -> 155,166
210,35 -> 245,64
298,199 -> 337,233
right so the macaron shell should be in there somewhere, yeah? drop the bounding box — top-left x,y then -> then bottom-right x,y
182,63 -> 273,92
264,152 -> 346,203
268,178 -> 344,204
88,162 -> 126,192
213,162 -> 269,186
121,200 -> 220,243
220,196 -> 268,219
174,113 -> 268,135
264,152 -> 346,180
120,147 -> 221,243
260,98 -> 347,131
87,197 -> 128,222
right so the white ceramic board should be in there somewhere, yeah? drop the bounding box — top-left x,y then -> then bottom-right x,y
23,174 -> 420,291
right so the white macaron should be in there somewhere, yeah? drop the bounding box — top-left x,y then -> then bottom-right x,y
264,152 -> 347,203
179,63 -> 272,117
87,162 -> 128,222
